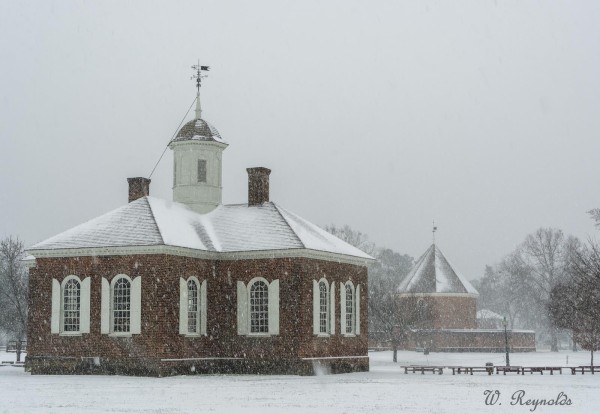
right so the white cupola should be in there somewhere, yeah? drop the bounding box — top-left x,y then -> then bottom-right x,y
168,83 -> 228,214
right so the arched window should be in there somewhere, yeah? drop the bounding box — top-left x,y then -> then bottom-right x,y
250,280 -> 269,333
340,281 -> 360,336
100,275 -> 141,336
113,277 -> 131,333
319,281 -> 329,334
62,279 -> 80,332
345,284 -> 354,334
179,277 -> 207,336
187,279 -> 199,334
51,276 -> 90,335
237,278 -> 279,336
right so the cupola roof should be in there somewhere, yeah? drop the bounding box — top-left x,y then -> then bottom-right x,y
170,118 -> 225,144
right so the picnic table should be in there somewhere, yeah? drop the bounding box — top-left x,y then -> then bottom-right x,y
570,366 -> 599,375
447,366 -> 493,375
402,365 -> 444,375
495,366 -> 523,375
521,366 -> 563,375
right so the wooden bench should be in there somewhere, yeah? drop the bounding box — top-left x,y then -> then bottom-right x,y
570,366 -> 599,375
496,366 -> 522,375
447,366 -> 493,375
521,367 -> 543,374
402,365 -> 444,375
543,367 -> 563,375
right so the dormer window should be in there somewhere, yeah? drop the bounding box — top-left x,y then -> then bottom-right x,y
197,159 -> 207,183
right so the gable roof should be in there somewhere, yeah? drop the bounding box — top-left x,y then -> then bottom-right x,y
397,244 -> 478,295
28,197 -> 373,261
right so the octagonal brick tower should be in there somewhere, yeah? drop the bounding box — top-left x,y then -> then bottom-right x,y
168,93 -> 228,214
397,244 -> 479,329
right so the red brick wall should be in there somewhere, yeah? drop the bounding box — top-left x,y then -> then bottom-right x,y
401,329 -> 536,352
27,254 -> 368,374
428,296 -> 477,329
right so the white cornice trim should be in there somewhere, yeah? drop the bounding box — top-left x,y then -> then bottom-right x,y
161,357 -> 245,362
27,245 -> 373,266
301,356 -> 369,360
397,292 -> 479,298
168,140 -> 228,150
23,258 -> 37,268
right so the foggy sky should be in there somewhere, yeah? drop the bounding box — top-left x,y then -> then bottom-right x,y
1,0 -> 600,280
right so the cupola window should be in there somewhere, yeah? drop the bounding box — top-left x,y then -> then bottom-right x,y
197,159 -> 207,183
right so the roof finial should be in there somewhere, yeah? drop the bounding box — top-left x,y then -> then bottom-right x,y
191,60 -> 210,119
432,220 -> 438,245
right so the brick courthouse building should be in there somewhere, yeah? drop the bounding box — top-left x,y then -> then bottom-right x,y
25,89 -> 373,376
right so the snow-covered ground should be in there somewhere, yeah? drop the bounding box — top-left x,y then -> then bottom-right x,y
0,350 -> 598,413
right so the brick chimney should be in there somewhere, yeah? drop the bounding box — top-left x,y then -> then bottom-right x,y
127,177 -> 151,203
247,167 -> 271,206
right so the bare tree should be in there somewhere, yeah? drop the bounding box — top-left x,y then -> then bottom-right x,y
476,261 -> 530,329
0,237 -> 28,362
504,228 -> 578,351
324,224 -> 375,256
368,248 -> 414,362
325,224 -> 414,362
588,209 -> 600,228
551,240 -> 600,368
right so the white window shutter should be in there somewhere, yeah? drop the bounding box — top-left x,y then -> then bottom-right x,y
268,279 -> 280,335
131,276 -> 142,334
237,281 -> 248,335
329,281 -> 335,335
101,278 -> 110,334
80,277 -> 91,333
355,284 -> 361,335
51,279 -> 60,334
340,282 -> 346,335
200,279 -> 207,335
179,277 -> 188,335
312,280 -> 319,335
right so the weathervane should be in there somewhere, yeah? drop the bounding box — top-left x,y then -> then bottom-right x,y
432,220 -> 438,245
191,60 -> 210,119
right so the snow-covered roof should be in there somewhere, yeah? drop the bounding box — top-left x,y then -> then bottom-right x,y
397,244 -> 478,295
476,309 -> 503,320
170,118 -> 225,144
28,197 -> 373,261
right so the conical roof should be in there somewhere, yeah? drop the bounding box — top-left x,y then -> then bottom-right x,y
397,244 -> 478,295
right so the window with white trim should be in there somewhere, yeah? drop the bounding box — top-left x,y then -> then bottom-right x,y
100,275 -> 142,335
62,279 -> 80,332
319,281 -> 328,333
51,276 -> 91,335
340,281 -> 361,336
112,277 -> 131,333
237,278 -> 279,336
345,284 -> 353,334
179,277 -> 207,336
250,280 -> 269,333
313,278 -> 335,336
187,279 -> 199,333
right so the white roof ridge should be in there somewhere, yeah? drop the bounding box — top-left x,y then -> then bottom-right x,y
271,202 -> 306,249
143,196 -> 166,245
